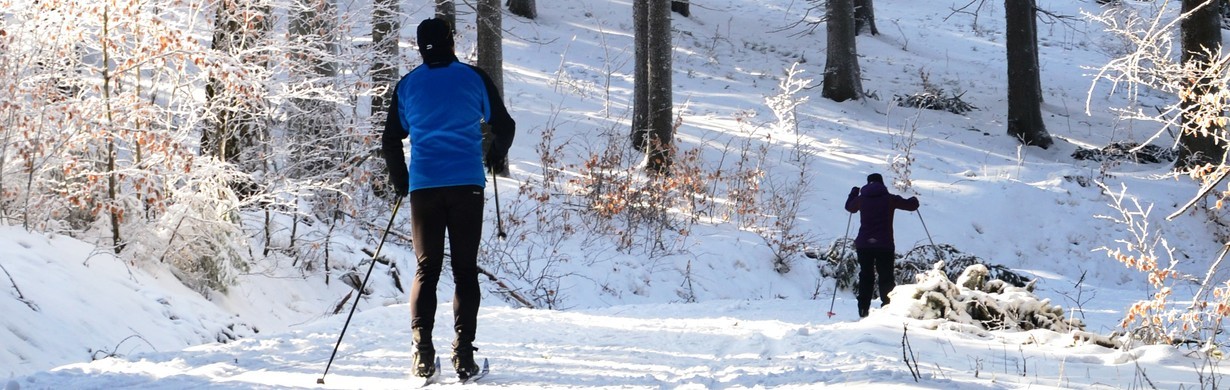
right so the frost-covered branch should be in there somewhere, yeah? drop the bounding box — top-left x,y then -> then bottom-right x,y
764,62 -> 812,138
1086,3 -> 1230,350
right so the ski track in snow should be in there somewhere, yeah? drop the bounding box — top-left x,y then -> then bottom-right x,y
9,300 -> 1203,389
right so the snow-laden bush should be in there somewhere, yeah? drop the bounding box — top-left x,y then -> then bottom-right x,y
891,91 -> 975,115
890,69 -> 975,115
811,241 -> 1031,293
1071,142 -> 1176,164
887,262 -> 1083,333
127,160 -> 249,295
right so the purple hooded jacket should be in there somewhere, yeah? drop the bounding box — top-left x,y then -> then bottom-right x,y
845,181 -> 919,250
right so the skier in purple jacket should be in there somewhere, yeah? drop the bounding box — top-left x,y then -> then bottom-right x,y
844,173 -> 919,318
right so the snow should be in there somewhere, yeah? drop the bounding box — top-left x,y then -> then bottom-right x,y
4,0 -> 1229,388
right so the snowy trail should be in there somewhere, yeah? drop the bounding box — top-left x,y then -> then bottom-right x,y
11,298 -> 1203,389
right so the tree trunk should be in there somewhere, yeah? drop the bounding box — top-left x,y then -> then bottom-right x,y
1005,0 -> 1053,149
646,0 -> 673,173
371,0 -> 400,123
854,0 -> 878,36
478,0 -> 509,174
1177,0 -> 1226,169
509,0 -> 537,19
477,0 -> 504,94
822,0 -> 862,102
671,0 -> 690,17
1031,6 -> 1042,102
436,0 -> 456,29
631,0 -> 650,150
101,9 -> 122,252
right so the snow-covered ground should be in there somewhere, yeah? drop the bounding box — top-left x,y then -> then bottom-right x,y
5,0 -> 1228,388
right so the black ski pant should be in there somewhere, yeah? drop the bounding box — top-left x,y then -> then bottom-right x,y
856,247 -> 895,310
409,185 -> 484,353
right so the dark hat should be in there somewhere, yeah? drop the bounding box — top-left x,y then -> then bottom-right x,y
867,173 -> 883,183
417,18 -> 454,56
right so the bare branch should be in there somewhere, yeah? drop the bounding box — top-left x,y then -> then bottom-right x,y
1167,166 -> 1230,220
1,262 -> 37,311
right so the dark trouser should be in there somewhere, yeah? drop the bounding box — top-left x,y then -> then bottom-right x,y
856,247 -> 895,311
409,185 -> 484,353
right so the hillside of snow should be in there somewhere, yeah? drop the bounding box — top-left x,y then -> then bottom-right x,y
5,0 -> 1229,388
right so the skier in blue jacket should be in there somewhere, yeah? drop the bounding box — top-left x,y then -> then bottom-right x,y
845,173 -> 918,318
381,17 -> 515,381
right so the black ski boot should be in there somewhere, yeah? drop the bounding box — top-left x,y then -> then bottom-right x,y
412,327 -> 436,378
452,345 -> 481,381
412,348 -> 436,378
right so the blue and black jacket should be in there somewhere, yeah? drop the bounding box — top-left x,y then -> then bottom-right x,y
382,53 -> 515,193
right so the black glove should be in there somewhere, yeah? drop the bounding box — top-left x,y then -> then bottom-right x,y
389,169 -> 409,198
850,186 -> 860,196
485,151 -> 507,171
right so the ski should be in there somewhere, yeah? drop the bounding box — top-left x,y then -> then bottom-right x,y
459,358 -> 489,384
414,357 -> 442,387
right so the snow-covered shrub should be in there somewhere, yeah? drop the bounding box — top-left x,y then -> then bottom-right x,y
891,92 -> 975,115
812,237 -> 858,290
1071,142 -> 1176,164
128,160 -> 250,295
888,262 -> 1084,333
897,244 -> 1033,288
890,70 -> 975,115
811,242 -> 1032,295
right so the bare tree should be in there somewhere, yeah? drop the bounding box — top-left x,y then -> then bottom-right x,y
509,0 -> 537,19
854,0 -> 879,35
1178,0 -> 1226,168
822,0 -> 862,102
1005,0 -> 1052,149
645,0 -> 674,173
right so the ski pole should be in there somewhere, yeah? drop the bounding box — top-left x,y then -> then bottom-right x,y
491,167 -> 507,240
916,209 -> 941,262
317,197 -> 403,385
827,213 -> 852,318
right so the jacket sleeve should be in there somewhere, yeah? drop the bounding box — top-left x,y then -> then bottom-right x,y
844,192 -> 860,213
470,65 -> 516,165
894,195 -> 920,212
381,85 -> 410,194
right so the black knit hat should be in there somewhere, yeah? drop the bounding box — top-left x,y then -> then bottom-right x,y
867,173 -> 883,183
417,18 -> 454,57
